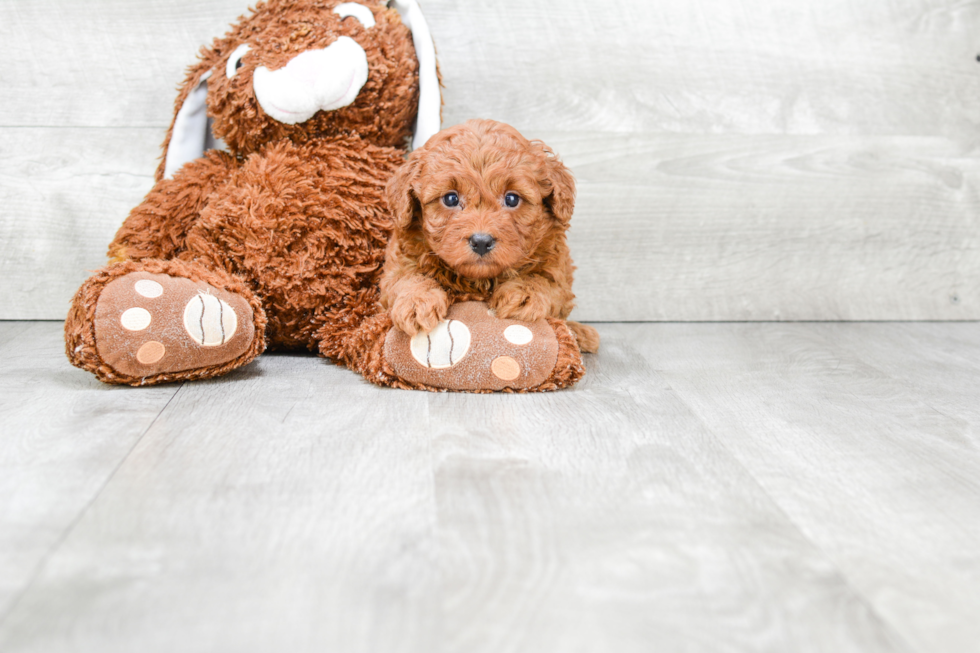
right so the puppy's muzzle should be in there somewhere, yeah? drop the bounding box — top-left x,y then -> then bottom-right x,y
468,233 -> 496,257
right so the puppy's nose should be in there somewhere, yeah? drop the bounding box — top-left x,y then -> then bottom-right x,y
468,233 -> 496,257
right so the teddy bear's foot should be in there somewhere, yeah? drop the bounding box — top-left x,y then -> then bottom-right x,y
66,259 -> 266,386
377,301 -> 586,392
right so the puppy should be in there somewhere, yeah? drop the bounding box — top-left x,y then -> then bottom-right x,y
380,119 -> 599,353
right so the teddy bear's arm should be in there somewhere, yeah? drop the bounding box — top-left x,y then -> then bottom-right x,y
107,151 -> 237,262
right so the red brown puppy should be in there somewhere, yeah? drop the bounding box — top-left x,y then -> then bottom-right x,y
380,119 -> 600,353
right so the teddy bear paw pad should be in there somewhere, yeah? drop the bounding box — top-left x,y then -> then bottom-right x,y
409,318 -> 471,368
384,301 -> 559,391
93,271 -> 255,378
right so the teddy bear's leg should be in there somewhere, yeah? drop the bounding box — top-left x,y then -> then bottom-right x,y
333,301 -> 586,392
65,259 -> 266,386
107,153 -> 238,263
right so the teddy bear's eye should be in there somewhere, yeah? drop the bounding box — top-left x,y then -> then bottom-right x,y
226,44 -> 251,79
442,192 -> 460,208
504,192 -> 521,208
333,3 -> 376,28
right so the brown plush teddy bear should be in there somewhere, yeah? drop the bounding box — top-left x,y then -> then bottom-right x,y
65,0 -> 588,392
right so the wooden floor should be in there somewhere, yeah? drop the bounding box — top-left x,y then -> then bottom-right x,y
1,320 -> 979,652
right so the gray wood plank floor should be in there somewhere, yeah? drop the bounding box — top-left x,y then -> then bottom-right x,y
1,320 -> 978,653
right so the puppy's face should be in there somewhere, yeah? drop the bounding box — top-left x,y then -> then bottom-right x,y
389,120 -> 576,279
417,162 -> 550,279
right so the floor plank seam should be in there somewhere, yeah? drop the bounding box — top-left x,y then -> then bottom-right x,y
0,322 -> 37,352
0,382 -> 186,629
611,333 -> 913,649
806,325 -> 980,487
654,371 -> 920,653
421,393 -> 449,653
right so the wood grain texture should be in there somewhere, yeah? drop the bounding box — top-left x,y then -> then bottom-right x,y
2,321 -> 980,651
622,322 -> 980,652
430,0 -> 980,138
808,322 -> 980,443
2,0 -> 980,320
0,129 -> 158,318
426,333 -> 909,653
4,0 -> 977,134
0,349 -> 440,653
0,322 -> 33,348
553,132 -> 980,321
3,128 -> 978,321
0,1 -> 247,127
0,322 -> 178,618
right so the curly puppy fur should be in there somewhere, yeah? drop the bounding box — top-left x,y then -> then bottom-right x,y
380,119 -> 599,353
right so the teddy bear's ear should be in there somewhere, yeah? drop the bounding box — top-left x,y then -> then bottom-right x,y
155,63 -> 227,182
386,154 -> 423,232
389,0 -> 441,150
544,152 -> 576,226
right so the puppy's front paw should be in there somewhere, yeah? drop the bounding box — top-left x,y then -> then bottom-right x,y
391,287 -> 450,336
490,284 -> 552,323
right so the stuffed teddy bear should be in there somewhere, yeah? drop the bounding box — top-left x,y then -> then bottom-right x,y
64,0 -> 587,392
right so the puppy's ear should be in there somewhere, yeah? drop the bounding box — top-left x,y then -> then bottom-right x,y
386,154 -> 423,232
543,153 -> 576,225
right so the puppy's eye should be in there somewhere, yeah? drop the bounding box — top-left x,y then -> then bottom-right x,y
226,44 -> 251,78
504,192 -> 521,208
442,192 -> 460,208
333,3 -> 376,28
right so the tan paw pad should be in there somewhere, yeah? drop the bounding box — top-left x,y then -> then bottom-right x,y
136,341 -> 166,365
385,301 -> 559,391
491,356 -> 521,381
94,271 -> 255,378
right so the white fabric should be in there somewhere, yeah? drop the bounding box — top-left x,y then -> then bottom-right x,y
503,325 -> 534,345
252,37 -> 369,125
226,43 -> 251,78
333,3 -> 376,28
410,319 -> 471,368
164,70 -> 213,180
183,293 -> 238,347
163,2 -> 440,179
120,307 -> 152,331
390,0 -> 441,150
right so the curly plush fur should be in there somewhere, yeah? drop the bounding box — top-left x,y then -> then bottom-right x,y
65,3 -> 592,392
65,259 -> 268,385
151,0 -> 420,179
379,119 -> 600,353
66,0 -> 427,385
330,311 -> 585,393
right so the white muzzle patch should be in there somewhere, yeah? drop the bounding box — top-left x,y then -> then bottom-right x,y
252,36 -> 369,125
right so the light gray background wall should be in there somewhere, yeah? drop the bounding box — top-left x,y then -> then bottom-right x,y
1,0 -> 978,321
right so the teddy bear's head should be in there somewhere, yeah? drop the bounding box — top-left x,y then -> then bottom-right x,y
159,0 -> 440,180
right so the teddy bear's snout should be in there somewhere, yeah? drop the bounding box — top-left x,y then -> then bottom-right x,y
252,36 -> 369,125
